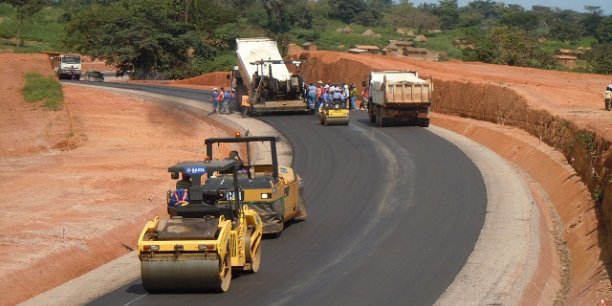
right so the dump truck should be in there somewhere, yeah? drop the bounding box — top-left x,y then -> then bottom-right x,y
232,37 -> 310,117
137,159 -> 263,293
55,54 -> 82,80
204,135 -> 307,235
366,71 -> 432,127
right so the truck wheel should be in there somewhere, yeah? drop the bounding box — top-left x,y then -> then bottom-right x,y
241,108 -> 248,118
369,111 -> 375,123
418,118 -> 430,127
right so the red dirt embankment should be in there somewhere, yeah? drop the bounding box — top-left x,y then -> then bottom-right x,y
121,71 -> 231,91
294,51 -> 612,304
0,53 -> 234,305
175,71 -> 231,88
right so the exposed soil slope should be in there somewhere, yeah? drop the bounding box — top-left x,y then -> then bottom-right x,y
0,54 -> 232,305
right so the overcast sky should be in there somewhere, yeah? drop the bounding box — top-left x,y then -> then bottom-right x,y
411,0 -> 611,14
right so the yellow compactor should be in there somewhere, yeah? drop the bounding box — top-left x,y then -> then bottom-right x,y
205,135 -> 307,236
319,100 -> 350,126
137,159 -> 262,292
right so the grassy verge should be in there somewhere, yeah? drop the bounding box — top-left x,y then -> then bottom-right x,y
23,72 -> 63,110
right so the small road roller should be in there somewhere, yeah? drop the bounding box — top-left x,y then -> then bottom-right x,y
319,100 -> 350,126
204,135 -> 307,236
137,159 -> 263,293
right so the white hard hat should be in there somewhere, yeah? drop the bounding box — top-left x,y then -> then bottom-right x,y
324,84 -> 329,89
213,87 -> 218,91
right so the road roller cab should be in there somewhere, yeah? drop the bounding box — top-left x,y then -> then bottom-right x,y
204,135 -> 307,236
137,159 -> 263,293
319,99 -> 350,126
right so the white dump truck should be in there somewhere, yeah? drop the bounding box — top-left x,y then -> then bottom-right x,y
55,54 -> 82,80
366,71 -> 432,127
232,37 -> 309,117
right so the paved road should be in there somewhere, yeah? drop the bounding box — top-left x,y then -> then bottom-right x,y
75,82 -> 487,306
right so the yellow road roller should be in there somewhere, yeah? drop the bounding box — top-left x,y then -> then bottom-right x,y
137,159 -> 263,293
204,135 -> 307,236
319,100 -> 350,126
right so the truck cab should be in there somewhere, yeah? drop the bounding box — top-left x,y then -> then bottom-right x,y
57,54 -> 82,80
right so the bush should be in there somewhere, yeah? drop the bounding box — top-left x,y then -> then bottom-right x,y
191,52 -> 236,75
22,72 -> 63,110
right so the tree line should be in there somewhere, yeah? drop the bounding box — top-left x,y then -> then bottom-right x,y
6,0 -> 611,77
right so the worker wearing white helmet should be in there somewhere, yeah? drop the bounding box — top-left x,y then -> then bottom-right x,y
342,84 -> 350,108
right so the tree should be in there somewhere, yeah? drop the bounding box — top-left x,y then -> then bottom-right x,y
466,0 -> 501,20
383,3 -> 440,32
549,20 -> 581,42
286,1 -> 314,29
7,0 -> 46,48
595,16 -> 612,44
500,9 -> 539,32
187,0 -> 238,36
583,44 -> 612,74
581,6 -> 602,36
432,0 -> 459,30
64,0 -> 216,79
353,9 -> 382,26
328,0 -> 367,24
461,26 -> 555,69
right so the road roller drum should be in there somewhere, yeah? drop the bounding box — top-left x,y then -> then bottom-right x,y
141,254 -> 231,292
137,159 -> 263,293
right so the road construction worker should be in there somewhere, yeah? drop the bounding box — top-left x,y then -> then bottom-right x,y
349,84 -> 358,109
319,84 -> 330,109
221,150 -> 248,175
176,173 -> 192,189
219,87 -> 229,113
342,84 -> 350,108
211,88 -> 220,113
307,83 -> 317,109
605,88 -> 612,111
332,88 -> 345,103
315,82 -> 323,108
360,86 -> 369,111
322,86 -> 333,107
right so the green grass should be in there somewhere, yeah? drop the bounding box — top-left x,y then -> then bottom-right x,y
303,20 -> 405,51
22,72 -> 63,110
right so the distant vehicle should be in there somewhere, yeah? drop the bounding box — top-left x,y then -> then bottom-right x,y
204,135 -> 307,235
232,37 -> 309,117
319,99 -> 350,126
85,71 -> 104,82
365,70 -> 433,127
56,54 -> 82,80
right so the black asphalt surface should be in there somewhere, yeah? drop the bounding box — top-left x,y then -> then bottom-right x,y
77,82 -> 487,306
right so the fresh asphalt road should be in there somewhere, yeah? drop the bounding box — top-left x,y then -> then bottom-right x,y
75,81 -> 487,306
